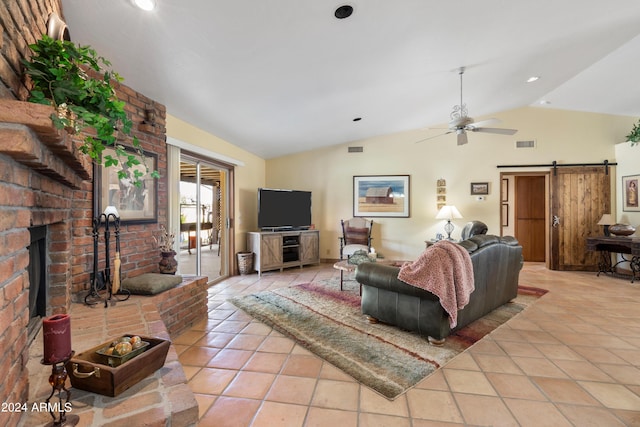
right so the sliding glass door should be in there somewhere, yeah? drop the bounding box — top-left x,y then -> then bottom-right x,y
178,155 -> 229,280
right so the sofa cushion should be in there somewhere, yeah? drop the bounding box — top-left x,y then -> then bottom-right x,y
500,236 -> 519,246
458,239 -> 478,252
469,234 -> 500,248
121,273 -> 183,295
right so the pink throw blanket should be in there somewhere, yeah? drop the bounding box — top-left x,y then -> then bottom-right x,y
398,240 -> 474,328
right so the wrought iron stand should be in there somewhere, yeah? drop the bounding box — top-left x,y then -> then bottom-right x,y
41,353 -> 79,426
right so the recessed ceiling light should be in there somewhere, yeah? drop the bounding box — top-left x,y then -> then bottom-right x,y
526,76 -> 540,83
539,100 -> 550,105
335,5 -> 354,19
132,0 -> 157,11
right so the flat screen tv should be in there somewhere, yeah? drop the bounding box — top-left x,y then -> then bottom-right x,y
258,188 -> 312,230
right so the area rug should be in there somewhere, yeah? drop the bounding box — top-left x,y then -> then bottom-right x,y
229,278 -> 546,399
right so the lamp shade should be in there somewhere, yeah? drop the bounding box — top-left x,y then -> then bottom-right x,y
436,205 -> 463,220
597,214 -> 613,225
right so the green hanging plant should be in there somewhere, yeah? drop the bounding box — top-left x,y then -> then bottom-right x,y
21,35 -> 159,184
626,119 -> 640,147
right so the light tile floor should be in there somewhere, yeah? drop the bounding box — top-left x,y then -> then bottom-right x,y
175,263 -> 640,426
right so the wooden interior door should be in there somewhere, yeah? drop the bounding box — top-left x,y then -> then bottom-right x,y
550,166 -> 610,271
515,176 -> 546,262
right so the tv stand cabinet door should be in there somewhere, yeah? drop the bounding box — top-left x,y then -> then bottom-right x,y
259,233 -> 283,271
300,231 -> 320,265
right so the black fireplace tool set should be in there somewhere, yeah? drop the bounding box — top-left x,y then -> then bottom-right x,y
85,210 -> 130,307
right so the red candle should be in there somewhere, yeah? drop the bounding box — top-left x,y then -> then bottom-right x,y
42,314 -> 72,364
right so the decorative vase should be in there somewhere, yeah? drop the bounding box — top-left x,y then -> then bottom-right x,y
159,250 -> 178,274
609,224 -> 636,237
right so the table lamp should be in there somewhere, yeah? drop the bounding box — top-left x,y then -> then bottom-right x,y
597,214 -> 613,236
436,205 -> 463,240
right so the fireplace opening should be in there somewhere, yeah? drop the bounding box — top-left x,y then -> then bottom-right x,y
28,226 -> 47,341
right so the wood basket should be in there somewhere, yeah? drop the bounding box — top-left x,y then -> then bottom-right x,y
65,335 -> 170,397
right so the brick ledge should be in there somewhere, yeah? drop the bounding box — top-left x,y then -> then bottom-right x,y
22,275 -> 208,427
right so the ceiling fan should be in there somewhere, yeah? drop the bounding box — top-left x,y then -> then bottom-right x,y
417,67 -> 518,146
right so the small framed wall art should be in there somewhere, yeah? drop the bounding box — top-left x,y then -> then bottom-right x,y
622,174 -> 639,212
470,182 -> 489,195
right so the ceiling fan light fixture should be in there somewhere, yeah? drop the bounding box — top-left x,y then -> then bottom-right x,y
417,67 -> 518,145
132,0 -> 157,11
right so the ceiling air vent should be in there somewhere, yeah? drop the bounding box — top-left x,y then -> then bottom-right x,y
348,146 -> 363,153
515,140 -> 536,149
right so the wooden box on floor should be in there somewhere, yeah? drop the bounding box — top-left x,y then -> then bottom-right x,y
65,335 -> 170,397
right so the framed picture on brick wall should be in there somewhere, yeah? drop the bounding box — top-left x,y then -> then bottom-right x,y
94,146 -> 158,223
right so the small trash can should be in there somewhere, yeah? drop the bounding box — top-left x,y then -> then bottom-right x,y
237,251 -> 254,275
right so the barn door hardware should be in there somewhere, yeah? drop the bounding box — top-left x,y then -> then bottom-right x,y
497,160 -> 616,176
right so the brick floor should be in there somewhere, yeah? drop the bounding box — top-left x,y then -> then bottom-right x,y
20,276 -> 207,427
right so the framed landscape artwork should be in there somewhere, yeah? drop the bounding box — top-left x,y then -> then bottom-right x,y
94,146 -> 158,223
353,175 -> 410,217
622,175 -> 639,212
470,182 -> 489,195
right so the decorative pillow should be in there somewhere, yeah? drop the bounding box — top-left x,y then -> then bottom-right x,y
121,273 -> 183,295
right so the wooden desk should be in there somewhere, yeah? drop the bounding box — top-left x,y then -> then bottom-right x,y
585,236 -> 640,282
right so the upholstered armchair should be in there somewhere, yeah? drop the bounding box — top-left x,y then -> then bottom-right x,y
339,218 -> 373,259
460,220 -> 488,241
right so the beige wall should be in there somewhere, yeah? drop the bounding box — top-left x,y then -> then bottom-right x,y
166,108 -> 637,262
266,107 -> 637,260
166,115 -> 266,252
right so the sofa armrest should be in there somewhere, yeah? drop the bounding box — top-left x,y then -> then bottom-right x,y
355,263 -> 439,301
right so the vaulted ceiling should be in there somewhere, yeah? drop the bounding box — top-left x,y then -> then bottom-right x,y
60,0 -> 640,158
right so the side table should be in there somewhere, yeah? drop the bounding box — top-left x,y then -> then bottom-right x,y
333,260 -> 358,292
585,236 -> 640,283
333,259 -> 407,294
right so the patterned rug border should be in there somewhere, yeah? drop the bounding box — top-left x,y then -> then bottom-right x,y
229,278 -> 546,399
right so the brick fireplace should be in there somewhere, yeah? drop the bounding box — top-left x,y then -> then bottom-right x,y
0,1 -> 169,421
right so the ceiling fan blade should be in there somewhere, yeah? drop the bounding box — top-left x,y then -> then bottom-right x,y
415,130 -> 453,143
457,131 -> 468,145
467,118 -> 500,128
472,127 -> 518,135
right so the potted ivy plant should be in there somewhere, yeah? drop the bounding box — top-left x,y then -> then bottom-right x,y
626,119 -> 640,146
21,35 -> 158,183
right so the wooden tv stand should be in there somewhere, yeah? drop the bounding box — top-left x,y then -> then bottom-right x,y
247,230 -> 320,276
